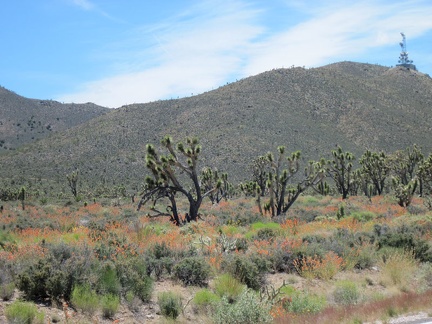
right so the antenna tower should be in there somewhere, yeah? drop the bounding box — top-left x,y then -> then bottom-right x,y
397,32 -> 416,70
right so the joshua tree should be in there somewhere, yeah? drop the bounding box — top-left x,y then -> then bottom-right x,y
240,180 -> 263,215
250,155 -> 269,196
66,169 -> 79,199
201,167 -> 234,204
359,150 -> 389,195
265,146 -> 326,217
327,146 -> 355,199
137,136 -> 219,225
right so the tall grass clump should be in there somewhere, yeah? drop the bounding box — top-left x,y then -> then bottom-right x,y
70,284 -> 99,315
5,301 -> 45,324
214,273 -> 245,303
379,249 -> 417,286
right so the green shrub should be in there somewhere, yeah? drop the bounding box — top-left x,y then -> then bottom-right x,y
221,254 -> 266,290
255,228 -> 277,242
116,257 -> 153,302
333,280 -> 360,305
193,289 -> 220,314
0,282 -> 15,301
352,211 -> 376,222
284,291 -> 326,314
157,291 -> 183,319
97,262 -> 120,295
173,257 -> 210,286
213,289 -> 272,324
214,273 -> 245,303
5,301 -> 45,324
101,294 -> 120,318
70,284 -> 99,315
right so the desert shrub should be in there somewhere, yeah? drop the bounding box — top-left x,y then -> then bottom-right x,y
116,257 -> 153,302
235,237 -> 249,252
192,289 -> 220,314
351,211 -> 376,222
283,291 -> 326,314
16,243 -> 99,302
251,222 -> 281,231
70,284 -> 99,315
173,257 -> 210,287
333,280 -> 360,305
294,251 -> 344,280
270,244 -> 296,273
213,289 -> 272,324
221,254 -> 266,290
255,228 -> 277,242
214,273 -> 245,303
124,291 -> 141,312
101,294 -> 120,318
97,262 -> 120,296
0,282 -> 15,301
378,228 -> 432,262
5,301 -> 44,324
157,291 -> 183,320
379,248 -> 417,286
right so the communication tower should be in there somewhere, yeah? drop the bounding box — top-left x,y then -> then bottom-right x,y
397,32 -> 417,70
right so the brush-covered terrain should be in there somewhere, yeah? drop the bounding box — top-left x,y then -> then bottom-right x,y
1,62 -> 432,196
1,194 -> 432,323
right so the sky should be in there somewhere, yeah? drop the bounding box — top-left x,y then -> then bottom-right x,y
1,0 -> 431,108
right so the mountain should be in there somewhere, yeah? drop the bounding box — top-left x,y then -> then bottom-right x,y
0,86 -> 109,152
1,61 -> 432,195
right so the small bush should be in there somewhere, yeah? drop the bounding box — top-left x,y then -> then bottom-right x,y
284,291 -> 326,314
97,263 -> 120,295
351,211 -> 376,222
221,254 -> 266,290
158,291 -> 183,320
379,249 -> 417,286
173,257 -> 210,286
333,280 -> 360,305
116,257 -> 153,302
294,251 -> 344,280
0,282 -> 15,301
70,284 -> 99,315
193,289 -> 220,314
101,294 -> 120,318
214,273 -> 245,303
213,289 -> 272,324
5,301 -> 45,324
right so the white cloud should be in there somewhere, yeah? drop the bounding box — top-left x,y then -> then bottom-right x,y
58,0 -> 432,108
71,0 -> 94,11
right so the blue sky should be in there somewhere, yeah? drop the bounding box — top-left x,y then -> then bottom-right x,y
1,0 -> 431,108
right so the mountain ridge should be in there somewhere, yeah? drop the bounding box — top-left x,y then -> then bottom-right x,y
1,61 -> 431,195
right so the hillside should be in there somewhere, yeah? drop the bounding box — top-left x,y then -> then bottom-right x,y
0,86 -> 109,151
0,61 -> 432,194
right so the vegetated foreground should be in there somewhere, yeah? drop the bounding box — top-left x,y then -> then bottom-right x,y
1,194 -> 432,323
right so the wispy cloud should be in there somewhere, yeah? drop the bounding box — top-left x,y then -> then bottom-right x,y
58,0 -> 432,108
71,0 -> 94,11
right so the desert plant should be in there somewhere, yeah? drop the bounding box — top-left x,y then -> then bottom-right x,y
157,291 -> 183,320
70,284 -> 99,315
116,257 -> 153,302
97,262 -> 120,295
333,280 -> 361,305
101,294 -> 120,318
173,256 -> 210,286
5,301 -> 45,324
221,254 -> 267,290
327,146 -> 355,199
294,251 -> 344,280
379,249 -> 417,286
0,282 -> 15,301
192,288 -> 220,314
137,136 -> 221,225
283,291 -> 327,314
214,273 -> 245,303
213,288 -> 273,324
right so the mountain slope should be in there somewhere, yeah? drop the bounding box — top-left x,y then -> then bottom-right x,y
1,61 -> 431,194
0,86 -> 109,151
